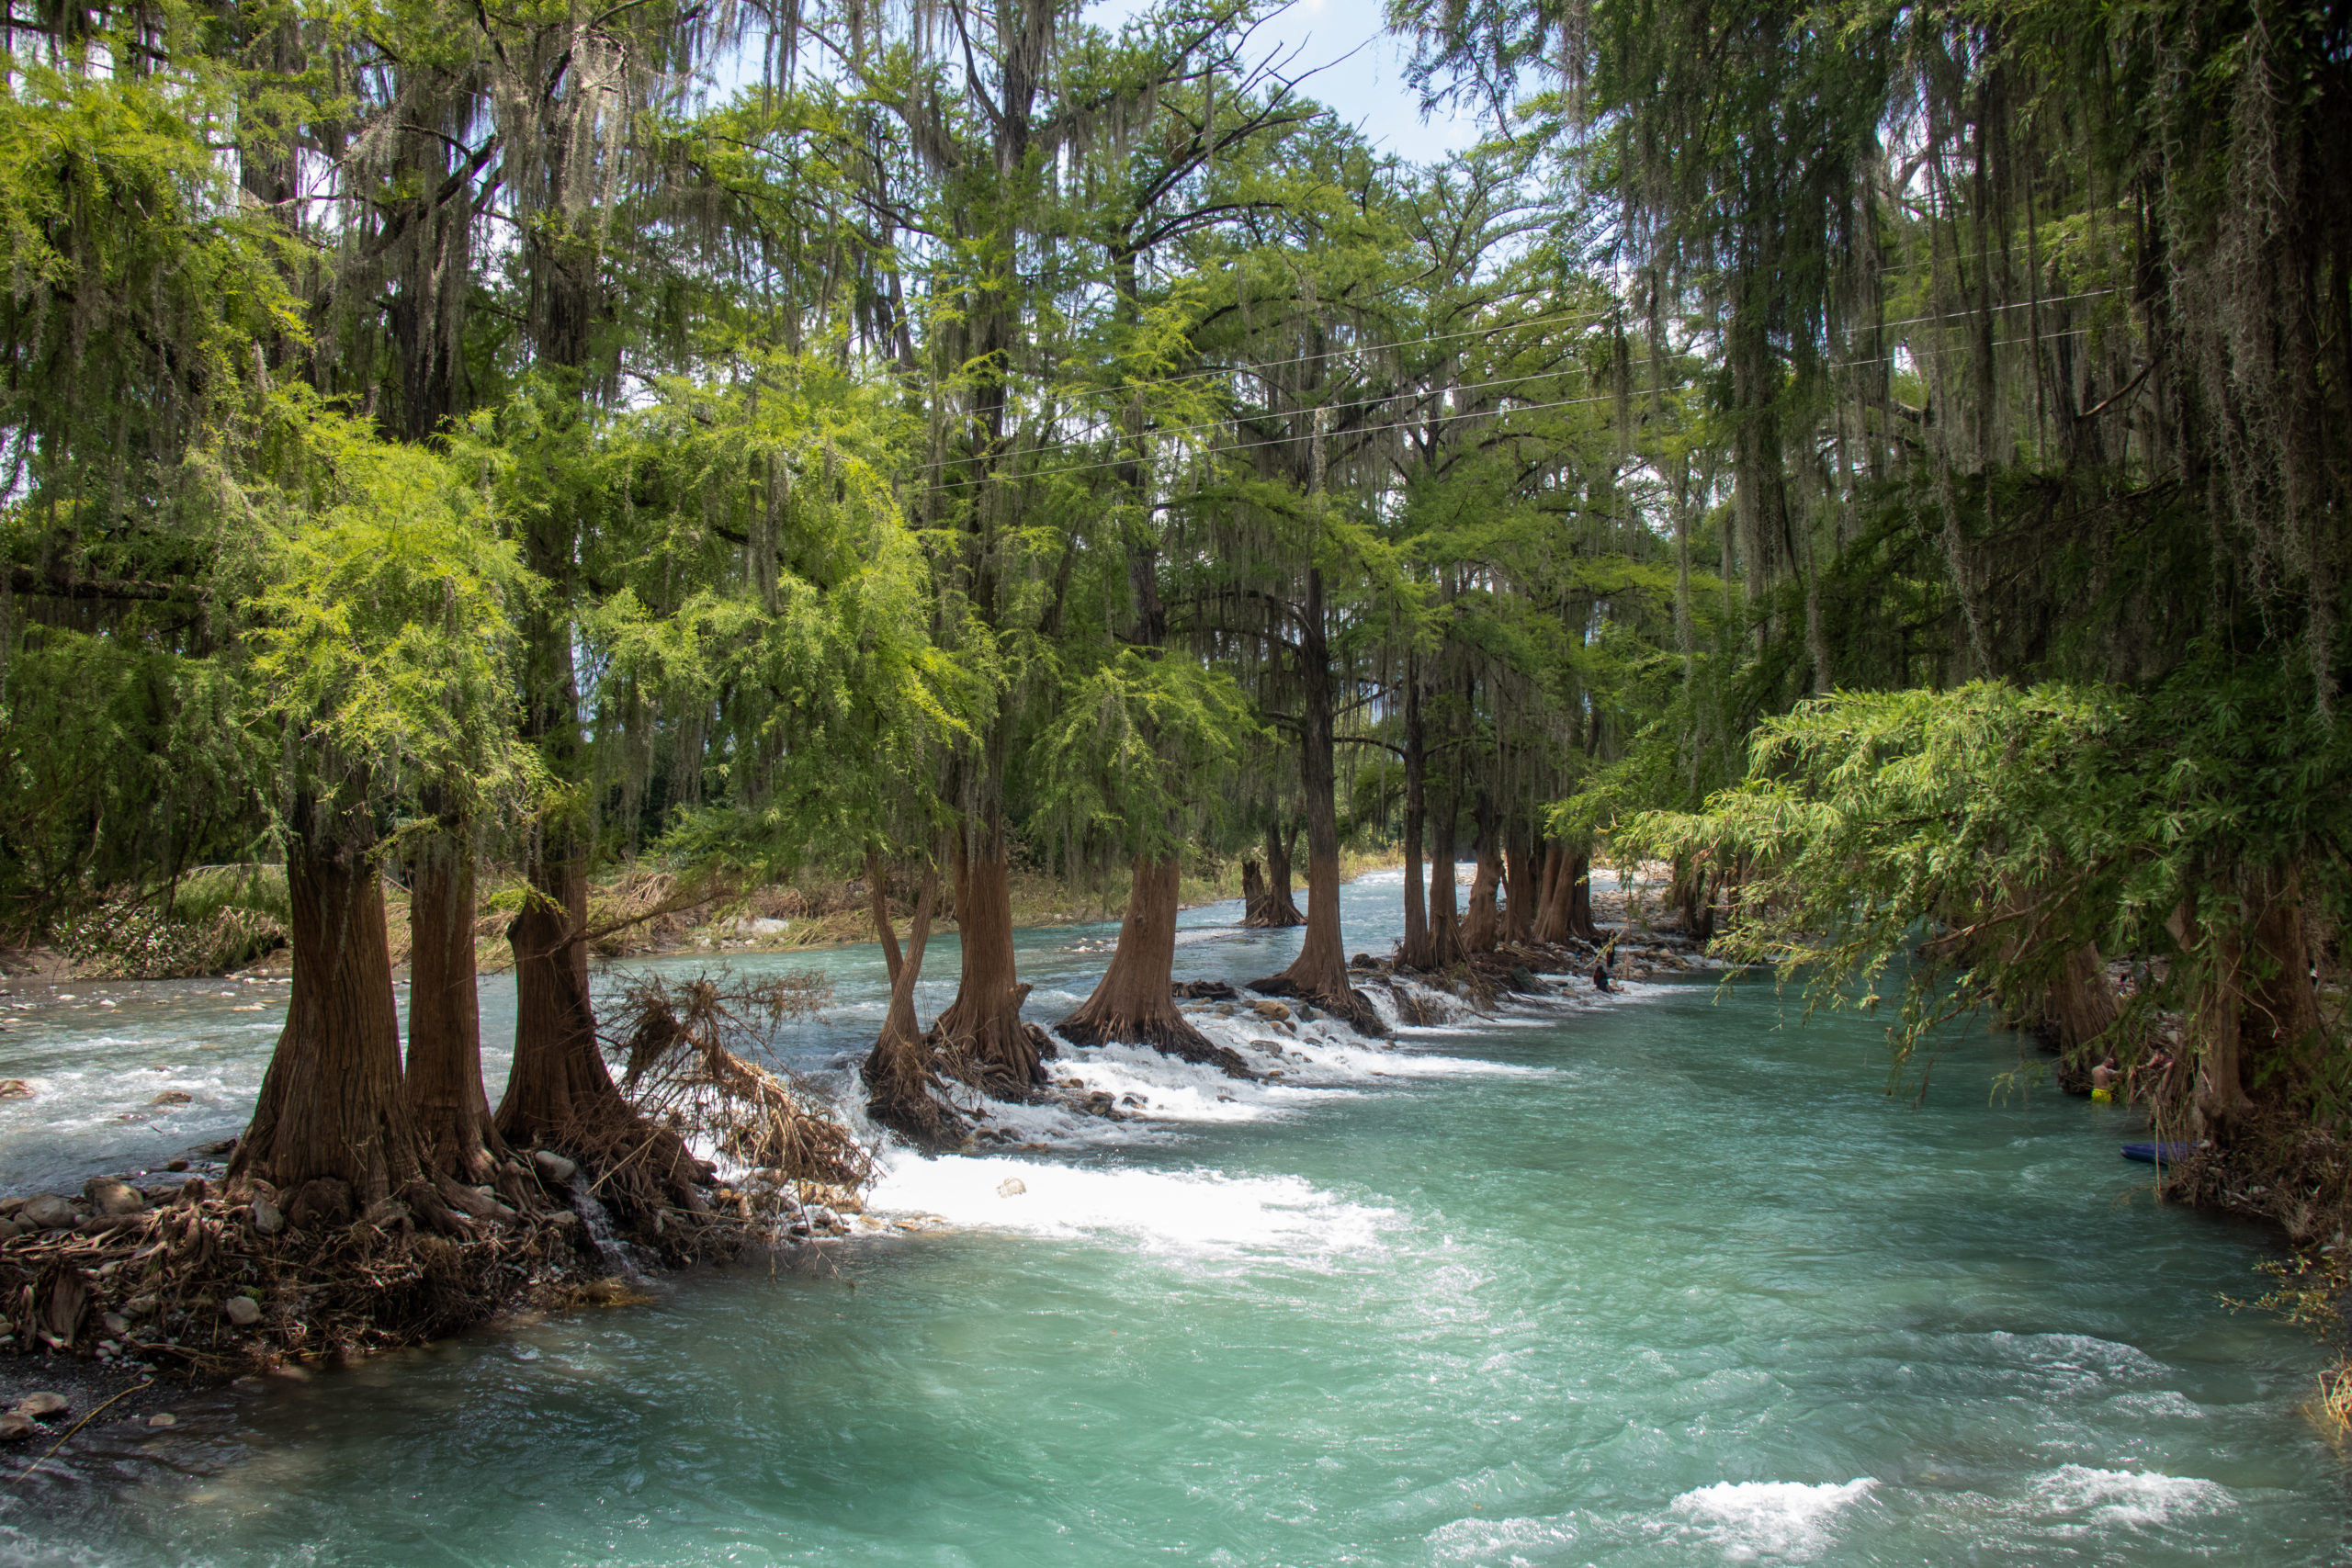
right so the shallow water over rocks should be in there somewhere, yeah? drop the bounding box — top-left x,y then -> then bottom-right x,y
0,870 -> 2344,1564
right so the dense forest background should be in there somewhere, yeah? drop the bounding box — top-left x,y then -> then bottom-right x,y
0,0 -> 2346,1214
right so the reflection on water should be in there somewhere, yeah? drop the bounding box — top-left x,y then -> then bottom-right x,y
0,872 -> 2343,1565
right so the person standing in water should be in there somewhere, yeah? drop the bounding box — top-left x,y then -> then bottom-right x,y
1591,956 -> 1611,993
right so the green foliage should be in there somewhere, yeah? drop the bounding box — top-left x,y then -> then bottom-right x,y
1035,650 -> 1261,857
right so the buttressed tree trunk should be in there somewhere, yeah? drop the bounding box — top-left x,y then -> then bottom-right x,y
1531,840 -> 1567,944
1565,849 -> 1602,943
232,793 -> 453,1234
1461,792 -> 1502,953
1253,570 -> 1384,1034
1501,820 -> 1536,944
404,795 -> 527,1215
1059,855 -> 1249,1074
1424,773 -> 1464,967
930,818 -> 1053,1091
1244,821 -> 1306,928
1240,858 -> 1270,922
862,855 -> 959,1147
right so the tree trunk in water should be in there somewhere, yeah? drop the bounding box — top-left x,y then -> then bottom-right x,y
232,795 -> 451,1234
1059,855 -> 1250,1075
1531,841 -> 1568,944
930,819 -> 1052,1091
1501,821 -> 1536,945
1253,570 -> 1384,1034
1565,851 -> 1602,942
404,802 -> 526,1216
862,857 -> 960,1147
1461,793 -> 1502,953
2041,943 -> 2122,1053
1424,774 -> 1464,967
1240,859 -> 1270,924
1245,821 -> 1306,928
1397,660 -> 1431,968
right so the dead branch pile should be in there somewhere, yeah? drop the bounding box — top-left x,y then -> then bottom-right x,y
608,970 -> 875,1205
0,1176 -> 579,1379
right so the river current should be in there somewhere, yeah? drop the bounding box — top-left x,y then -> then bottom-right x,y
0,870 -> 2344,1564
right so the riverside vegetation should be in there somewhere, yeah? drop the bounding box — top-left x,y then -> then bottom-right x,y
0,0 -> 2346,1430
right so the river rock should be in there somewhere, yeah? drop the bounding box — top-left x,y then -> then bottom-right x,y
222,1296 -> 261,1326
996,1179 -> 1026,1199
1250,999 -> 1292,1022
17,1194 -> 74,1230
122,1293 -> 158,1320
248,1200 -> 284,1236
147,1090 -> 192,1107
0,1080 -> 30,1100
85,1177 -> 147,1216
0,1219 -> 20,1242
1295,1004 -> 1318,1022
16,1392 -> 67,1418
532,1149 -> 579,1184
147,1412 -> 176,1429
0,1413 -> 28,1440
164,1158 -> 188,1172
102,1312 -> 130,1337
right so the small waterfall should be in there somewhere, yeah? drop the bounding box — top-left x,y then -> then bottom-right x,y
567,1183 -> 659,1281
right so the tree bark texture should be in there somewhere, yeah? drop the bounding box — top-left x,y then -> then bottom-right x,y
1244,822 -> 1306,928
862,856 -> 960,1147
403,805 -> 526,1214
1501,819 -> 1536,944
1397,659 -> 1431,967
1461,790 -> 1502,953
232,796 -> 446,1233
930,819 -> 1053,1090
1059,855 -> 1249,1074
1253,570 -> 1383,1033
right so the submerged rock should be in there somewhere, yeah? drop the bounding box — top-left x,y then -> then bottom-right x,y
1250,999 -> 1293,1022
995,1179 -> 1026,1199
0,1080 -> 31,1100
16,1392 -> 67,1418
147,1090 -> 193,1107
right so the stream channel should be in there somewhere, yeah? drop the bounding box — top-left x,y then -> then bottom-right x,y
0,870 -> 2344,1564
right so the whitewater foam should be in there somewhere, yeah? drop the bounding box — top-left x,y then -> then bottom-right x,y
867,1151 -> 1394,1260
2031,1465 -> 2231,1528
1668,1478 -> 1877,1561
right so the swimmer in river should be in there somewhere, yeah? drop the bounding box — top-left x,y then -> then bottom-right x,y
1591,958 -> 1611,993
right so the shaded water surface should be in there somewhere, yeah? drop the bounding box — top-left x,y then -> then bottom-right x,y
0,872 -> 2342,1564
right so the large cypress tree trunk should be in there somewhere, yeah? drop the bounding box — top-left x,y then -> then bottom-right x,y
1501,819 -> 1536,944
1253,571 -> 1383,1033
1565,850 -> 1602,943
1425,769 -> 1464,967
1461,791 -> 1502,953
1397,661 -> 1432,968
232,793 -> 451,1233
1059,855 -> 1248,1073
1240,859 -> 1270,922
1531,840 -> 1568,944
1244,820 -> 1306,928
404,796 -> 525,1214
930,816 -> 1052,1091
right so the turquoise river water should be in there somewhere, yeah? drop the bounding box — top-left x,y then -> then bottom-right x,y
0,869 -> 2344,1564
